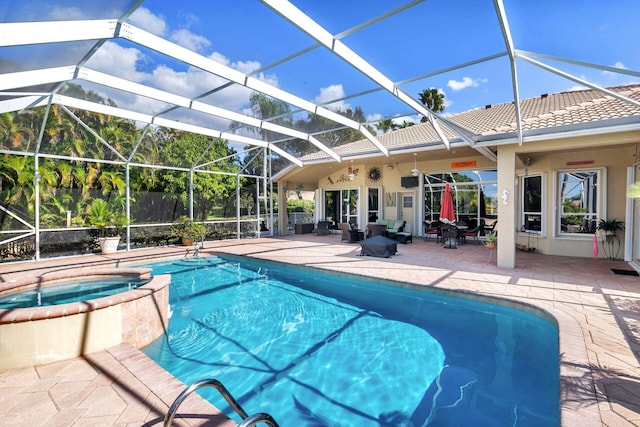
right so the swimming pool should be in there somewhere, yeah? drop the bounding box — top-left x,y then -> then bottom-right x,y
142,256 -> 559,426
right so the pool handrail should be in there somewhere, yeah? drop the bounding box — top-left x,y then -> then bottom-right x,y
163,377 -> 279,427
238,412 -> 279,427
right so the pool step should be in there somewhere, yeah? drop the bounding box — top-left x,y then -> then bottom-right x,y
163,378 -> 279,427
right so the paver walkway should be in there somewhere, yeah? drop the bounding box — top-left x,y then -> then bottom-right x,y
0,234 -> 638,426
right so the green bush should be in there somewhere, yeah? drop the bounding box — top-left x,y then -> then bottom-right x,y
287,200 -> 314,213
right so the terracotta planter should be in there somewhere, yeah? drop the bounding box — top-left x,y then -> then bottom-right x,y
485,242 -> 496,249
98,236 -> 121,254
182,238 -> 194,246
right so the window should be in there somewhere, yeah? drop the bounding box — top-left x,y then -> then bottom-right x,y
341,188 -> 359,228
403,195 -> 413,208
367,187 -> 381,222
557,170 -> 601,235
423,170 -> 497,223
522,175 -> 543,232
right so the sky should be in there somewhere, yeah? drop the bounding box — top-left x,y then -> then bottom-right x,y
2,0 -> 640,135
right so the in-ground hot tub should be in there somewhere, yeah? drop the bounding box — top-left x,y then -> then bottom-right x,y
0,267 -> 170,369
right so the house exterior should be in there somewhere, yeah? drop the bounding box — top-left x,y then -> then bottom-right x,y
274,85 -> 640,269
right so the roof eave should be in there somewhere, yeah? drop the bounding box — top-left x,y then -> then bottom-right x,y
474,116 -> 640,148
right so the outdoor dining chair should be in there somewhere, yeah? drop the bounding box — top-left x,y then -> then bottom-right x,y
339,223 -> 364,243
424,221 -> 443,243
462,219 -> 485,245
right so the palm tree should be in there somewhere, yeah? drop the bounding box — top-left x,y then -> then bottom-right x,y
98,170 -> 126,199
0,112 -> 35,150
418,88 -> 445,122
375,119 -> 397,133
0,155 -> 36,219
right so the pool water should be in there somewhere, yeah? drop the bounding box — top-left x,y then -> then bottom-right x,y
0,278 -> 148,308
142,256 -> 559,426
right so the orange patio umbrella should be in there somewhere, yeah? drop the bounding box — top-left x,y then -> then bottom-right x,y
440,183 -> 456,224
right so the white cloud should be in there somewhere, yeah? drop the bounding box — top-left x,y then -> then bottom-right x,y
314,84 -> 351,111
85,41 -> 148,82
129,7 -> 167,36
393,115 -> 417,126
170,29 -> 211,52
602,61 -> 628,77
207,52 -> 264,77
48,6 -> 86,20
148,63 -> 253,109
129,8 -> 211,54
234,60 -> 263,75
447,77 -> 486,91
366,113 -> 384,123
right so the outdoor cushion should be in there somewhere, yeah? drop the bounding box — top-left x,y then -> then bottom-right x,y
390,221 -> 404,232
376,219 -> 405,233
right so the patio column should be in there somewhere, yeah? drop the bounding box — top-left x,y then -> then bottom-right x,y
497,147 -> 516,268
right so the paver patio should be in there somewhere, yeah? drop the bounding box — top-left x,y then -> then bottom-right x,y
0,234 -> 638,426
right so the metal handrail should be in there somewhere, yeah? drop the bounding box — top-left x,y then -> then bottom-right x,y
163,378 -> 247,426
238,412 -> 280,427
163,378 -> 279,427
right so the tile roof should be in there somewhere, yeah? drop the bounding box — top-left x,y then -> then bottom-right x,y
301,85 -> 640,161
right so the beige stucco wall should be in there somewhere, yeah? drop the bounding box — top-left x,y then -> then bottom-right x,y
276,128 -> 640,264
512,143 -> 635,258
315,154 -> 497,230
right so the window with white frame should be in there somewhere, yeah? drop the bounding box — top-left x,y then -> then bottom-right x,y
367,187 -> 381,223
522,174 -> 543,232
557,169 -> 602,235
341,188 -> 360,228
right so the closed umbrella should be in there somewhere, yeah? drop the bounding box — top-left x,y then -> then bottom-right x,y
440,183 -> 456,224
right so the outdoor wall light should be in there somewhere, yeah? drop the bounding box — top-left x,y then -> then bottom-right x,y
411,153 -> 420,176
523,156 -> 531,176
348,160 -> 358,181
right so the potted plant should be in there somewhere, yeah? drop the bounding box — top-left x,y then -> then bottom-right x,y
484,231 -> 497,249
171,215 -> 206,246
596,218 -> 624,236
87,199 -> 127,254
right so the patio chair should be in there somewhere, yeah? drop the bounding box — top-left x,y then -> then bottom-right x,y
339,223 -> 364,243
462,220 -> 484,245
386,220 -> 406,239
367,223 -> 387,238
462,220 -> 485,245
484,219 -> 497,234
424,221 -> 442,243
314,221 -> 331,236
